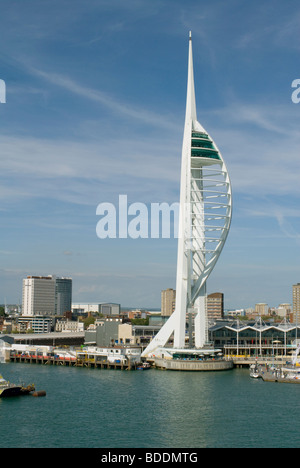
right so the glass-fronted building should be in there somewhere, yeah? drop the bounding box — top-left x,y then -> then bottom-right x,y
209,319 -> 300,358
55,278 -> 72,316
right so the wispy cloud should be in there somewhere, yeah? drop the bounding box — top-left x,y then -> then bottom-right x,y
244,203 -> 300,242
27,67 -> 180,131
236,8 -> 300,50
203,100 -> 300,199
0,133 -> 180,206
211,100 -> 300,138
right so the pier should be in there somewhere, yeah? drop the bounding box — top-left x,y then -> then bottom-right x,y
224,342 -> 298,368
9,352 -> 139,370
231,356 -> 289,368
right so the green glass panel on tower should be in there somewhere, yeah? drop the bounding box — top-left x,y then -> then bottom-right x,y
191,131 -> 221,160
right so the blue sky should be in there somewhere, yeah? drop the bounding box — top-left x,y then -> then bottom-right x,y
0,0 -> 299,309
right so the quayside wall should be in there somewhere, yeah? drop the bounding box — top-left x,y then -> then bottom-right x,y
154,358 -> 234,371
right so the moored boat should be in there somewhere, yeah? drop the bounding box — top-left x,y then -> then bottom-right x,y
0,374 -> 35,398
250,364 -> 261,379
137,362 -> 151,370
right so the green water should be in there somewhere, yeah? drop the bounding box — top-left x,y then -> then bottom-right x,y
0,363 -> 300,448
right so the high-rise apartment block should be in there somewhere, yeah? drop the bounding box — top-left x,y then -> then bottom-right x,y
293,283 -> 300,323
255,303 -> 269,316
161,289 -> 176,317
22,276 -> 56,316
55,277 -> 72,315
207,293 -> 224,321
22,275 -> 72,317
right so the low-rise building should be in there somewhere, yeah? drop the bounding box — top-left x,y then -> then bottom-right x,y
84,319 -> 161,349
55,320 -> 84,333
209,319 -> 300,358
72,303 -> 121,316
17,315 -> 54,334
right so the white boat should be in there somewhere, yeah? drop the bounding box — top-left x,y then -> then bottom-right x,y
250,364 -> 261,379
250,371 -> 260,379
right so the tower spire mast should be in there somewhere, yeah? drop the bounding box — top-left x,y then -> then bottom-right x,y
142,32 -> 232,358
185,31 -> 197,124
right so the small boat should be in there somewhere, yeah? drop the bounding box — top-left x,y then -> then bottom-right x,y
0,374 -> 35,398
250,364 -> 261,379
137,362 -> 151,370
250,371 -> 260,379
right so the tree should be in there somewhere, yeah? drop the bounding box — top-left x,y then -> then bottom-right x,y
83,316 -> 96,330
130,317 -> 149,326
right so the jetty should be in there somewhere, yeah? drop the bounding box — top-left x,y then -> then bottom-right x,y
7,345 -> 143,371
261,366 -> 300,384
9,352 -> 140,370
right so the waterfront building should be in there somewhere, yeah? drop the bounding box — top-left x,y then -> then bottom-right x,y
76,346 -> 142,366
210,319 -> 300,359
293,283 -> 300,323
0,332 -> 84,347
0,336 -> 14,363
142,32 -> 232,357
161,289 -> 176,317
84,319 -> 161,348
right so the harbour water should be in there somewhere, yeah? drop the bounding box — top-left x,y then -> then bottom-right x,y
1,362 -> 300,448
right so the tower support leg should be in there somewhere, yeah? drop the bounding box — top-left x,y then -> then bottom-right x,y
194,285 -> 207,348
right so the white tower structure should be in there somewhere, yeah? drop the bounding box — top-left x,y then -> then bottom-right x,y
142,32 -> 232,357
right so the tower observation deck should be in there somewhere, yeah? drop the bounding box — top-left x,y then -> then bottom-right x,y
142,32 -> 232,358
